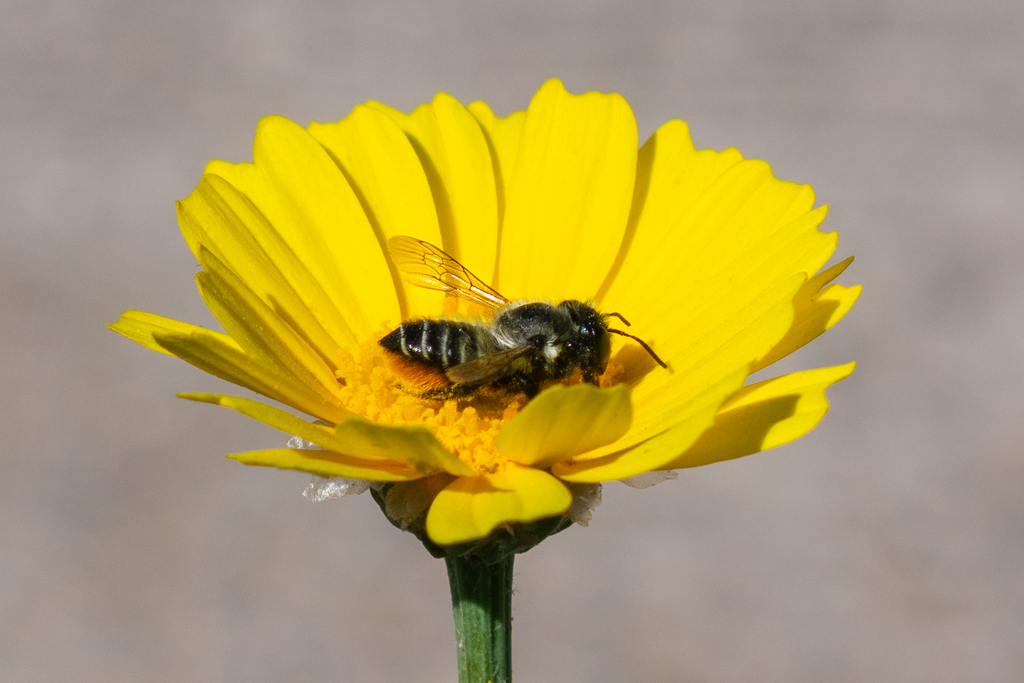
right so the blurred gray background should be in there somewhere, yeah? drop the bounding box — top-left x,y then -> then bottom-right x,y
2,0 -> 1022,681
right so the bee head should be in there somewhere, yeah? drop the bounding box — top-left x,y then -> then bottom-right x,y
558,300 -> 611,382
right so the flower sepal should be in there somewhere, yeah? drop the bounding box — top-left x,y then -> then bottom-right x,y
370,483 -> 573,564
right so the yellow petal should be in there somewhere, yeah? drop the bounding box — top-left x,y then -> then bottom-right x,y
592,128 -> 838,464
381,474 -> 456,527
552,363 -> 751,482
227,448 -> 422,481
658,362 -> 856,469
308,106 -> 445,319
205,115 -> 399,341
180,395 -> 422,480
194,247 -> 346,405
331,416 -> 478,477
367,94 -> 499,289
752,257 -> 862,372
154,327 -> 351,423
108,309 -> 209,357
603,158 -> 830,360
177,174 -> 350,368
495,384 -> 631,469
111,309 -> 348,423
595,119 -> 743,302
498,79 -> 638,301
180,392 -> 477,477
558,269 -> 806,482
466,102 -> 526,243
425,463 -> 572,545
179,391 -> 355,450
110,311 -> 333,417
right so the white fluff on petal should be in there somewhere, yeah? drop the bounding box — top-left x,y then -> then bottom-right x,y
303,476 -> 372,501
566,483 -> 603,526
619,470 -> 678,490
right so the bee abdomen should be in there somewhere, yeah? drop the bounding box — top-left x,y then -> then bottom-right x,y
379,320 -> 482,370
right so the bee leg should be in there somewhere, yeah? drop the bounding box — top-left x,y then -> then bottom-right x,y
511,372 -> 540,399
417,384 -> 475,400
582,370 -> 599,386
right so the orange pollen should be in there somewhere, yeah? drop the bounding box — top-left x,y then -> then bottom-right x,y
330,327 -> 522,472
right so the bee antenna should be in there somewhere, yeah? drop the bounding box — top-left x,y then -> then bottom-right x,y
608,328 -> 668,369
606,311 -> 631,326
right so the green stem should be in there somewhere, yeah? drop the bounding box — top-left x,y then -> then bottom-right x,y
445,553 -> 514,683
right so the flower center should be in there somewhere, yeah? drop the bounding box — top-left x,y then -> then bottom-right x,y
330,327 -> 522,472
328,325 -> 631,473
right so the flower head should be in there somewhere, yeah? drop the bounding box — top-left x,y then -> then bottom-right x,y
111,79 -> 859,553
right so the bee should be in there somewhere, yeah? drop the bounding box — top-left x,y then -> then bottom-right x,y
379,236 -> 667,399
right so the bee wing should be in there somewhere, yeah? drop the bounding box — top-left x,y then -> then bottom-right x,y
445,346 -> 534,385
388,236 -> 510,310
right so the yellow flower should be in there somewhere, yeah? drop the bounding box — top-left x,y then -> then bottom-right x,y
110,79 -> 860,549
